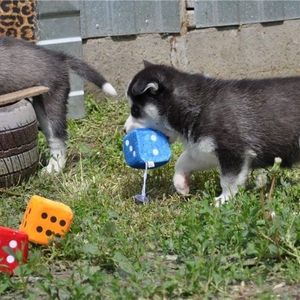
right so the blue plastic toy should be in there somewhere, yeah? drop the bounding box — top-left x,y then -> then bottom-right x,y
123,128 -> 172,203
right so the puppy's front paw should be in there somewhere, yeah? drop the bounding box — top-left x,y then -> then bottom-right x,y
42,157 -> 64,174
214,193 -> 230,207
174,173 -> 190,195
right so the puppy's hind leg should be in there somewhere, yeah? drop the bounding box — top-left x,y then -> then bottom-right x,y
216,150 -> 255,207
174,150 -> 218,195
32,91 -> 68,173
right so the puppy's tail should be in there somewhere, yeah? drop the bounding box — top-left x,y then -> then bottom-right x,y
66,55 -> 117,96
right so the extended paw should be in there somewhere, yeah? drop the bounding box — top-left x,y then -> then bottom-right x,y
214,193 -> 231,207
173,173 -> 190,195
42,156 -> 65,174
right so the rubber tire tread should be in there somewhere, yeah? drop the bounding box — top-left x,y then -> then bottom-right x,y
0,99 -> 39,188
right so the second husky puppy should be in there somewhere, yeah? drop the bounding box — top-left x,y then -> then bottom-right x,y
0,36 -> 117,173
124,61 -> 300,206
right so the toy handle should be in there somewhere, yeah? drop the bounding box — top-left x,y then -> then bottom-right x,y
135,162 -> 149,203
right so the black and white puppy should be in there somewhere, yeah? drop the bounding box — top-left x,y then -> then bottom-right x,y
124,61 -> 300,206
0,36 -> 117,173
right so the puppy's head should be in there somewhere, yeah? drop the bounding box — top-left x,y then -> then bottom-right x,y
124,61 -> 178,143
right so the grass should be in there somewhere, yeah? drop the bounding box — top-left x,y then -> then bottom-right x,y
1,94 -> 300,299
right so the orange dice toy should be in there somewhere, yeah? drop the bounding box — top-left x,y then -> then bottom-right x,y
19,195 -> 73,245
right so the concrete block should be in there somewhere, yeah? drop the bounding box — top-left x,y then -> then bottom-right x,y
82,19 -> 300,97
82,34 -> 171,99
185,20 -> 300,79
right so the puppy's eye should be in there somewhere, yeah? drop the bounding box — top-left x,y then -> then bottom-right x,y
131,105 -> 141,118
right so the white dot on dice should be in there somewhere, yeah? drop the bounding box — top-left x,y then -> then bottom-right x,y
151,134 -> 157,141
129,145 -> 133,152
125,140 -> 129,146
9,240 -> 17,248
6,255 -> 15,264
133,151 -> 136,157
153,149 -> 159,155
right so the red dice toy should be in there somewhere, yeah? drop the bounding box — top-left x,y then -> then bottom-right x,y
0,226 -> 29,274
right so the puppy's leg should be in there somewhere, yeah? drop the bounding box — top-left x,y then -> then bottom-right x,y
32,90 -> 69,173
216,150 -> 254,206
174,150 -> 218,194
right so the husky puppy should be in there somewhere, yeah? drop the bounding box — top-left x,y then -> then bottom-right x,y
0,36 -> 117,173
124,61 -> 300,206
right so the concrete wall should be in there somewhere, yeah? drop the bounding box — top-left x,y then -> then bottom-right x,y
82,19 -> 300,99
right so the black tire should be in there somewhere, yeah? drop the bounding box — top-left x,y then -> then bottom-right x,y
0,99 -> 39,188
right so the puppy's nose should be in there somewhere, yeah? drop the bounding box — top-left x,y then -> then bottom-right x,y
123,128 -> 127,134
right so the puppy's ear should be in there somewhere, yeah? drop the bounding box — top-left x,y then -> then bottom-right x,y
132,81 -> 159,96
143,60 -> 153,68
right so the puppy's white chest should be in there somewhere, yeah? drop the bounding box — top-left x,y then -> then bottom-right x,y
188,137 -> 219,166
196,136 -> 216,153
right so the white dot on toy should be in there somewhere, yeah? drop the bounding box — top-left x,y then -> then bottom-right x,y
123,128 -> 172,203
7,255 -> 14,264
9,240 -> 17,248
151,134 -> 157,141
153,149 -> 159,155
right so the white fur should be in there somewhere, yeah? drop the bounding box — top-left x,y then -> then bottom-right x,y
197,136 -> 216,153
142,82 -> 158,93
43,131 -> 66,173
144,103 -> 160,121
124,115 -> 145,133
174,140 -> 257,206
215,150 -> 256,206
45,138 -> 66,173
36,114 -> 66,173
174,140 -> 219,194
124,102 -> 179,143
31,101 -> 66,174
102,82 -> 117,96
